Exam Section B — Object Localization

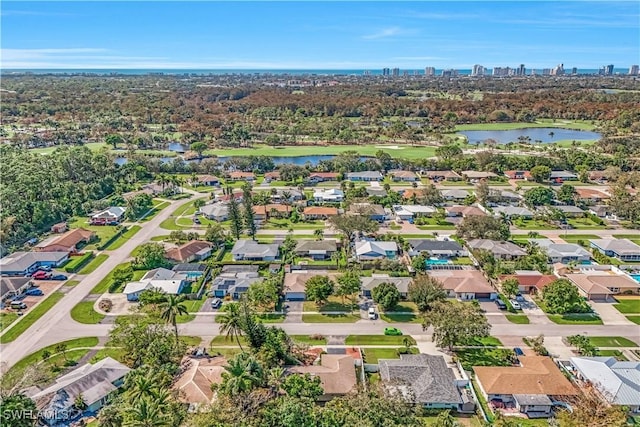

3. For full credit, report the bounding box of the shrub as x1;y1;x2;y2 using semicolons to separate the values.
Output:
309;334;324;341
98;299;113;313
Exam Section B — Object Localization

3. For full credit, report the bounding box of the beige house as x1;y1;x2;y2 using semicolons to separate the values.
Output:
287;354;357;401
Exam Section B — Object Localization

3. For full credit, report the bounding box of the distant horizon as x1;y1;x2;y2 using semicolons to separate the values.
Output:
2;1;638;69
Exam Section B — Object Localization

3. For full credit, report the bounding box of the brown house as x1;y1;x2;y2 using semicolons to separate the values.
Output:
35;228;95;253
287;354;357;401
303;206;338;220
499;272;556;294
50;222;68;234
227;171;255;181
166;241;213;263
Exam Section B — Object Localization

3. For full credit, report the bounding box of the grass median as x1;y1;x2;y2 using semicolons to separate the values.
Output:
547;313;603;325
506;314;530;324
104;225;141;250
78;254;109;274
1;292;65;344
71;301;106;324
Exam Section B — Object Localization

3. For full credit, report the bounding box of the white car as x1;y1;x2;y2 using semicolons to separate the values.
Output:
368;307;377;320
510;300;522;310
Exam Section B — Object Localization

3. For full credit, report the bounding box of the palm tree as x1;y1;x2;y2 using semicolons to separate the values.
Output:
219;353;264;396
159;294;188;345
314;229;324;241
125;371;159;401
266;366;285;394
125;398;167;427
217;302;245;350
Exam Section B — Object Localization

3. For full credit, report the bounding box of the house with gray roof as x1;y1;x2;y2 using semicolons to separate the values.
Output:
30;357;130;425
552;205;585;217
531;239;591;264
361;275;413;298
90;206;126;225
407;239;467;258
295;240;338;260
0;251;69;276
550;170;578;181
591;238;640;262
493;206;534;219
440;189;469;201
354;241;398;261
378;354;476;413
467;240;527;260
569;357;640;413
210;271;262;300
1;277;32;301
199;204;229;221
231;240;280;261
347;171;383;182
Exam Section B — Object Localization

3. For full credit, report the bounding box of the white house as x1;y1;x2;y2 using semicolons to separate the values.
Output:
313;188;344;203
355;241;398;261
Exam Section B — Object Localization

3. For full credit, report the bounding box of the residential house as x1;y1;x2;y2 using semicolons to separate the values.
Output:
504;170;532;181
428;269;497;300
253;204;292;221
421;170;461;182
264;171;280;182
313;188;344;203
493;206;534;219
588;170;608;183
493;189;522;203
227;171;255;181
50;222;68;233
123;268;187;301
559;265;640;300
270;189;303;203
210;271;262;299
172;263;207;281
306;172;340;184
552;205;585;217
392;205;436;223
379;354;476;413
389;170;419;182
166;241;213;263
231;240;279;261
294;240;338;260
591;238;640;262
467;239;527;260
445;205;486;218
287;354;357;401
196;175;221;186
530;239;591;264
214;192;244;203
90;207;126;225
354;241;398;261
406;239;468;258
284;271;340;301
440;189;469;202
199;204;229;222
1;276;32;301
0;251;69;276
361;275;412;298
365;186;388;197
575;188;610;205
303;206;338;220
173;356;226;406
349;203;387;222
550;170;578;182
461;171;497;181
30;357;130;425
499;271;556;295
588;205;614;219
346;171;383;182
473;356;578;418
569;357;640;414
34;228;95;253
221;264;259;274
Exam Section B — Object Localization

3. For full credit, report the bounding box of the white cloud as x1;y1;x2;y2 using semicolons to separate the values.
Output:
362;27;404;40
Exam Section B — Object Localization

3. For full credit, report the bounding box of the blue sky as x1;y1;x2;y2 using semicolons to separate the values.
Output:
1;1;638;69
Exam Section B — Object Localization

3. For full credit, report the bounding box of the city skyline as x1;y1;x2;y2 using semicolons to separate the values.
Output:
1;1;639;69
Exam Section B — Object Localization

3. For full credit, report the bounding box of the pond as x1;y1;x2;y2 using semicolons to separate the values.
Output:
459;127;601;145
167;142;190;153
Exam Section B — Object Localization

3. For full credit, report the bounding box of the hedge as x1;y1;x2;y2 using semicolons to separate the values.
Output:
64;252;95;273
97;226;127;250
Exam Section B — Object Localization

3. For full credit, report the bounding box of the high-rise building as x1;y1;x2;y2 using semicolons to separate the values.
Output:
550;64;564;76
424;67;435;76
441;69;458;77
629;65;639;75
605;64;614;75
392;68;400;77
571;67;578;75
472;64;485;76
517;64;526;76
363;70;371;76
382;68;390;76
542;68;551;76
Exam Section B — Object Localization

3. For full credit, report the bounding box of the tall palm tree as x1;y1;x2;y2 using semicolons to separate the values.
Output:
314;228;324;241
217;302;245;350
125;370;159;401
159;295;188;345
125;398;167;427
219;353;264;396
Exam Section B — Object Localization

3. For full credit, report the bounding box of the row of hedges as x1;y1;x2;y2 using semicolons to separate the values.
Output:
97;226;127;250
64;252;94;273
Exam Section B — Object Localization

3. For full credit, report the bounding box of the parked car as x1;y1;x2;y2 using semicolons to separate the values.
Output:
510;300;522;310
11;294;26;301
515;294;525;302
193;217;201;224
384;327;402;336
31;271;51;280
25;288;44;296
38;265;52;272
514;347;525;356
50;274;68;281
495;299;507;310
368;307;377;320
210;298;222;309
10;301;27;310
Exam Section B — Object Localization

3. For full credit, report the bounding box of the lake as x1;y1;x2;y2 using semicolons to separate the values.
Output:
459;127;601;145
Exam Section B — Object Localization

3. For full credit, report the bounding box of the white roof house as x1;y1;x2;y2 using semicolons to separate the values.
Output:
531;239;591;264
355;241;398;260
493;206;534;218
570;357;640;410
122;269;186;300
392;205;437;220
313;188;344;203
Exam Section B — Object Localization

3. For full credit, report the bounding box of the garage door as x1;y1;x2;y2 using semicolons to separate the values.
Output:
286;292;306;301
475;293;491;299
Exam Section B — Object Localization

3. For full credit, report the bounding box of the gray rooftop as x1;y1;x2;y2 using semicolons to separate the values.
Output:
591;239;640;256
493;206;534;217
531;239;591;258
408;239;463;253
570;357;640;406
0;251;68;272
172;263;207;272
361;276;413;294
554;205;585;214
347;171;383;179
440;189;469;199
467;240;527;257
378;354;463;405
231;240;280;258
295;240;338;253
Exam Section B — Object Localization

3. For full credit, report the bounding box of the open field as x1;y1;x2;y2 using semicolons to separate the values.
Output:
0;292;65;343
203;144;437;160
454;119;596;132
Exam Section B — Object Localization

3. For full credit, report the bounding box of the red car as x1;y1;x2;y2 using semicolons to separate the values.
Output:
31;271;51;280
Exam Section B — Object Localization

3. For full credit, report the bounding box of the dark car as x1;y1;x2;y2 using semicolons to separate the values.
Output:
50;274;68;281
193;217;201;224
514;347;525;356
25;288;44;296
494;299;507;310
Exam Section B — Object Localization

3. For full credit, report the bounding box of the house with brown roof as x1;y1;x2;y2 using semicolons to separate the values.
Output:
227;171;256;181
467;239;527;260
263;171;280;182
389;170;419;182
499;271;556;295
461;171;498;181
504;170;533;181
307;172;340;184
303;206;338;220
284;271;340;301
165;241;213;263
575;188;610;204
173;356;226;405
196;175;221;186
34;228;95;253
287;354;357;401
421;170;461;181
445;205;486;218
50;222;68;234
253;204;292;220
427;269;497;300
473;356;579;418
559;265;640;300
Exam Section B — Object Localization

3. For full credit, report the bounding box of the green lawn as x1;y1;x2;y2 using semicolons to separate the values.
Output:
302;313;360;323
256;313;286;323
208;347;242;359
547;313;603;325
180;336;203;347
90;347;126;363
588;336;638;347
303;297;358;313
463;336;503;347
0;292;65;343
78;254;109;274
0;313;18;332
613;298;640;314
455;348;515;371
160;199;200;230
380;303;422;323
626;316;640;325
513;219;558;230
362;347;418;364
140;200;171;222
454;119;596;132
91;262;145;293
65;280;81;287
422;415;484;427
597;349;628;361
566;218;608;230
560;234;600;243
70;301;105;324
506;314;531;324
210;335;247;346
103;225;142;250
68;217;119;250
290;335;328;345
345;335;416;346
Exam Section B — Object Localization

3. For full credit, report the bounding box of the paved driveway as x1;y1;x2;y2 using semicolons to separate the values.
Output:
284;301;303;323
590;301;635;326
